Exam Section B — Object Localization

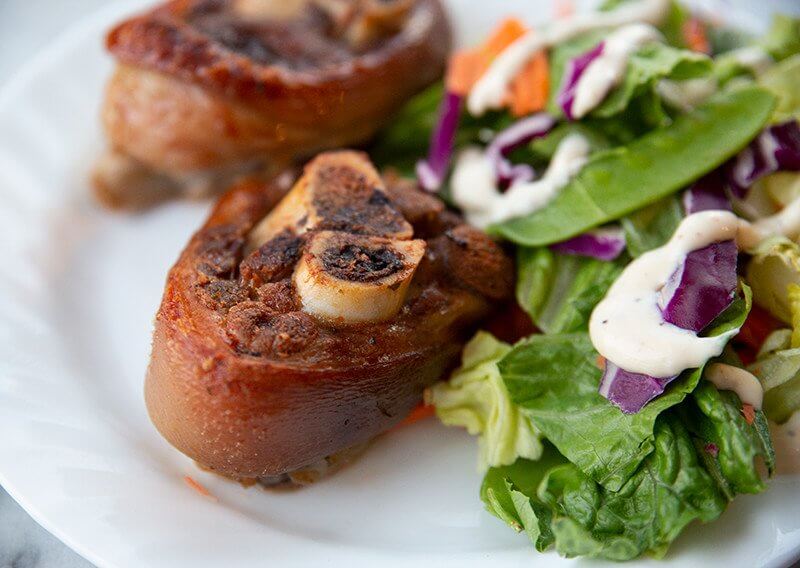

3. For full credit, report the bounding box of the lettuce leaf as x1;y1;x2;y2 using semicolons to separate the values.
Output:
548;26;711;131
746;236;800;323
480;447;566;551
758;15;800;63
515;247;624;334
681;381;775;493
427;332;543;470
369;83;510;176
620;194;684;257
749;328;800;423
756;171;800;208
759;54;800;122
498;287;750;491
481;382;772;561
593;43;712;119
499;333;702;491
493;86;776;246
538;416;726;560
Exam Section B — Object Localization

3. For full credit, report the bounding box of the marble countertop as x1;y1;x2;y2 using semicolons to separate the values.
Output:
0;489;91;568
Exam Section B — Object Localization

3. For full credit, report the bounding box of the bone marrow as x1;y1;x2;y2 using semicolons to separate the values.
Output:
295;231;425;322
145;150;513;482
320;241;406;283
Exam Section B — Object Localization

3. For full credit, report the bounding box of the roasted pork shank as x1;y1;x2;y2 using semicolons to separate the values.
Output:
93;0;451;209
145;151;513;485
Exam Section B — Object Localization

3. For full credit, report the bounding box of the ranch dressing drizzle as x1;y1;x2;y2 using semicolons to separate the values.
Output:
451;134;590;229
726;46;774;77
705;363;764;409
590;199;800;378
741;196;800;248
467;0;670;115
589;211;742;377
571;24;662;119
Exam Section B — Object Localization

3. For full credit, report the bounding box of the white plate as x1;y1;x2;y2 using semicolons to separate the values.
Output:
1;1;799;567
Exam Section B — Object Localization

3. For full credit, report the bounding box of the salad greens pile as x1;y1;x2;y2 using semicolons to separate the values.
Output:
372;0;800;561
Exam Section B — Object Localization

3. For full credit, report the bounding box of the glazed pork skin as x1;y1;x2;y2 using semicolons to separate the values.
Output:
145;151;513;481
94;0;451;209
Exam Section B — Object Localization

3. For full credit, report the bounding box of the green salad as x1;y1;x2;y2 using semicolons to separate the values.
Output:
372;0;800;560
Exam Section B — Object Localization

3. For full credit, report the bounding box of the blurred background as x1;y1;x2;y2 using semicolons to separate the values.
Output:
0;0;799;567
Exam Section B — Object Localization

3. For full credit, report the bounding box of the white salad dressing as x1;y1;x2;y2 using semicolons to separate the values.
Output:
771;412;800;475
589;211;743;377
589;197;800;378
467;0;670;115
451;134;590;228
704;363;764;409
571;24;662;119
741;197;800;247
726;46;774;76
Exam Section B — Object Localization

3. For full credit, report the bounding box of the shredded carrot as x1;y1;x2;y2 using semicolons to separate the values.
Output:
446;50;482;96
508;52;550;116
741;403;756;425
184;475;217;501
446;17;551;114
478;18;528;63
683;18;711;54
595;354;606;370
554;0;575;20
396;403;436;428
446;18;528;96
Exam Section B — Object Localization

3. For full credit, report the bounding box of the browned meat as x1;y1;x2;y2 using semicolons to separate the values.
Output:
93;0;451;209
145;151;513;484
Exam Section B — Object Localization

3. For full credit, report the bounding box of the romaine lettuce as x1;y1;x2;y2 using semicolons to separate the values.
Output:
749;328;800;423
592;43;712;119
758;15;800;63
759;54;800;122
427;332;543;470
498;287;750;490
620;194;683;257
515;247;624;334
758;171;800;208
746;236;800;323
538;417;726;560
482;381;772;561
480;446;566;551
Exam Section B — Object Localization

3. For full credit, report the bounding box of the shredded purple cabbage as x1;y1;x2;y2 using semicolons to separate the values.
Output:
682;171;732;214
727;119;800;198
599;361;677;414
600;240;738;414
416;91;462;192
486;113;555;188
557;42;605;121
550;227;626;261
658;240;738;332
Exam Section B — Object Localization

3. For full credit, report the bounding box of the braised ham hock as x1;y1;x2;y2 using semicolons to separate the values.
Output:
93;0;451;209
145;151;513;485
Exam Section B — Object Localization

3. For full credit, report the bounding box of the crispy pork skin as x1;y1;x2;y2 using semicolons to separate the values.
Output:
145;151;513;482
94;0;451;209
